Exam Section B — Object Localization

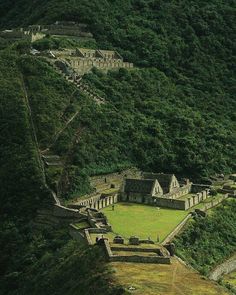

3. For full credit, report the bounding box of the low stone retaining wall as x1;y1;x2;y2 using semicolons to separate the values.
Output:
161;193;228;245
111;246;162;255
110;255;171;264
102;240;170;264
209;254;236;281
218;188;236;197
161;214;192;245
201;194;228;212
53;204;86;218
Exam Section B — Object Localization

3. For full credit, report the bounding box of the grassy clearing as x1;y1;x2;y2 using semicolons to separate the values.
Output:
102;202;188;242
111;258;229;295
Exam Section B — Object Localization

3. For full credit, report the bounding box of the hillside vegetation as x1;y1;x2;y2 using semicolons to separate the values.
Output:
175;199;236;275
0;49;123;295
0;0;235;294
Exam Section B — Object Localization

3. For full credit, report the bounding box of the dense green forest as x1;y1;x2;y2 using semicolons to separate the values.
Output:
175;198;236;275
0;0;235;294
0;49;123;295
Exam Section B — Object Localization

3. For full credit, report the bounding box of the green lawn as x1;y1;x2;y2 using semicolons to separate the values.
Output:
102;203;188;242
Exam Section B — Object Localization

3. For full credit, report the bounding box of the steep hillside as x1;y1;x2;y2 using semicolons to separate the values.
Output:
175;198;236;275
0;49;123;295
0;1;235;294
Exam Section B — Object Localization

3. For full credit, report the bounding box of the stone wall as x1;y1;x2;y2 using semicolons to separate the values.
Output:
101;239;171;264
164;183;192;199
110;255;171;264
191;184;211;193
68;58;133;75
69;224;87;245
156;198;187;210
200;194;228;212
90;168;141;189
161;214;192;245
218;188;236;197
31;32;45;42
76;194;118;210
53;203;86;218
209;254;236;281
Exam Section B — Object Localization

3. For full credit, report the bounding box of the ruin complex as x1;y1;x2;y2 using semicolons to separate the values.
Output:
51;48;134;75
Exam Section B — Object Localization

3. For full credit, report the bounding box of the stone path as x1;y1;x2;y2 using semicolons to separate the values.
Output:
50;58;105;105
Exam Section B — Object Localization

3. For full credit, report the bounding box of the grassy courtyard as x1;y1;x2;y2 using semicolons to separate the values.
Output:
102;202;188;242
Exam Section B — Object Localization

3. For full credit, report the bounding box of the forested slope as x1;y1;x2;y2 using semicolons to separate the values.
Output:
175;198;236;275
0;49;122;295
0;1;235;294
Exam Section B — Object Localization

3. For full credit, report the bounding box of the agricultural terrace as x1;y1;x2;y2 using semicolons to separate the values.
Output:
102;202;188;242
112;258;229;295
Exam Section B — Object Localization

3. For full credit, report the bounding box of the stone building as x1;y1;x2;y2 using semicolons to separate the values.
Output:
0;26;45;42
122;179;163;204
120;173;211;210
143;173;180;194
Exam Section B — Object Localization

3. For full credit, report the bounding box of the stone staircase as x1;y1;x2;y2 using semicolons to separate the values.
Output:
49;58;105;105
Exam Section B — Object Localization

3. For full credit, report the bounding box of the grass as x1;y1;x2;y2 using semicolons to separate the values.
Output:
223;271;236;287
111;258;229;295
102;202;188;242
74;221;90;229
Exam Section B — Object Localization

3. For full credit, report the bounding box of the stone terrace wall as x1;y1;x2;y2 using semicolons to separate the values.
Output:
209;254;236;281
161;214;192;245
156;198;187;210
90;168;141;190
201;193;228;212
110;255;171;264
102;239;171;264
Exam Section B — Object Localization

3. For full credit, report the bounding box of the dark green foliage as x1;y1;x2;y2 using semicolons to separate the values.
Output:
175;199;236;275
0;50;49;221
0;1;235;294
33;36;97;51
0;225;121;295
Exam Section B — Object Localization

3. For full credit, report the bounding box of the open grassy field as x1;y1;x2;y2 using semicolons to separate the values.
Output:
111;258;229;295
102;203;188;242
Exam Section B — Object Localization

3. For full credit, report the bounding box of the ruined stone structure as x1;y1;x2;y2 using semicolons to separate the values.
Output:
51;48;133;75
0;22;92;43
0;26;45;42
121;173;211;210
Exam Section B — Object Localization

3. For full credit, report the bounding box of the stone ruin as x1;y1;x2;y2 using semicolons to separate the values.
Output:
0;21;93;43
120;172;214;210
50;48;134;75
